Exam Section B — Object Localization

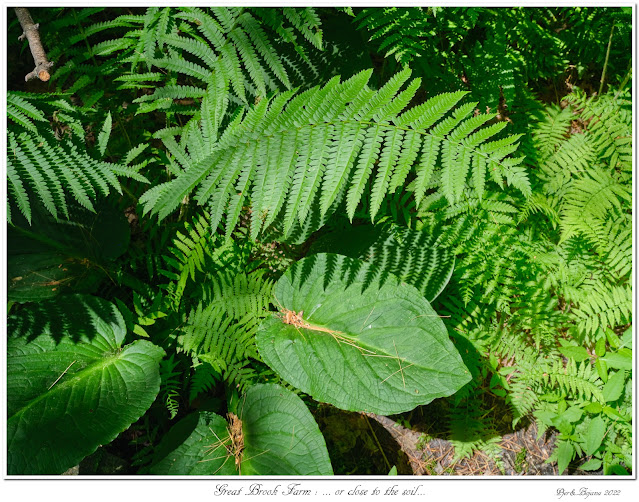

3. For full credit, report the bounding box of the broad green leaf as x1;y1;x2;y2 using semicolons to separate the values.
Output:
309;223;455;302
595;358;608;383
7;295;164;474
605;328;621;349
150;384;333;475
562;405;583;423
584;402;603;414
256;253;471;415
239;383;332;475
583;415;606;456
606;464;630;475
551;416;575;436
556;441;574;474
558;345;590;362
149;412;237;475
603;405;630;422
601;349;632;370
602;370;626;402
579;458;602;471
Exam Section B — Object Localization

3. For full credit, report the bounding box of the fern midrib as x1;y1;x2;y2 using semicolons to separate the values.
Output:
218;117;513;170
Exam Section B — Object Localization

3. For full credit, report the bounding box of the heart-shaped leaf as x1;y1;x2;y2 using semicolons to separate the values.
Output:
8;295;164;474
256;253;470;415
150;383;333;475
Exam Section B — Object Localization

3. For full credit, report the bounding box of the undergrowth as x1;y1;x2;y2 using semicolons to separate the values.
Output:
6;6;632;476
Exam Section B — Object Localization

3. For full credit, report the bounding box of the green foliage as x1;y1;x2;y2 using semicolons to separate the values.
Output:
6;6;632;476
8;202;130;301
7;92;148;223
7;295;164;474
159;354;183;420
257;253;470;415
142;68;527;239
309;222;455;302
149;384;333;475
133;7;322;103
353;7;437;65
7;92;147;224
352;7;631;116
179;303;260;393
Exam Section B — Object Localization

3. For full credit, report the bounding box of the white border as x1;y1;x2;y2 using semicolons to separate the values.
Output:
1;1;637;500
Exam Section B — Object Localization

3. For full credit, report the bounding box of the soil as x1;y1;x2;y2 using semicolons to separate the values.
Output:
313;401;569;476
367;413;559;475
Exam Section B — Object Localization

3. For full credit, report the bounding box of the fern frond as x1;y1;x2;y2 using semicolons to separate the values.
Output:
143;71;526;238
598;215;632;279
196;270;273;321
7;93;48;132
123;143;150;166
7;159;31;224
448;396;502;462
567;89;632;171
134;85;207;104
96;112;112;158
189;361;219;403
490;333;543;425
507;377;539;427
354;7;432;65
572;282;632;340
160;212;213;305
537;133;596;196
159;211;248;308
179;304;260;392
517;192;561;227
144;6;323;103
448;216;534;306
530;104;573;157
560;167;630;243
7;130;148;225
533;359;605;403
159;355;183;419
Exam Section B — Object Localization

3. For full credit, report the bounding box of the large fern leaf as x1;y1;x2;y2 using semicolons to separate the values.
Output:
7;130;147;225
131;7;321;105
141;69;528;238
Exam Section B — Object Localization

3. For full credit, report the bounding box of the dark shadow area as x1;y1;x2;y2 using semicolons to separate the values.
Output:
9;294;122;345
309;222;454;301
8;201;130;303
314;405;412;475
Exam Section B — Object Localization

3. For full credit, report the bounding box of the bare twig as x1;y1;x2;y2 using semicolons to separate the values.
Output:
48;360;76;390
15;7;54;82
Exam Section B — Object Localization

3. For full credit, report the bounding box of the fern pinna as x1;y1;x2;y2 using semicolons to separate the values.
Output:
7;92;147;224
110;6;323;111
142;68;529;239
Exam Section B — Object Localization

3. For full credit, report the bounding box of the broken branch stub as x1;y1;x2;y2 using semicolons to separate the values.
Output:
15;7;54;82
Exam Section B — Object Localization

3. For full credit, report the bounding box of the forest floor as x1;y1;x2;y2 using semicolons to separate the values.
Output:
69;399;601;476
368;413;559;476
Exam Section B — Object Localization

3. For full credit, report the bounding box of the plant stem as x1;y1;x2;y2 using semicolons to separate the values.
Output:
363;414;392;473
598;23;615;96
